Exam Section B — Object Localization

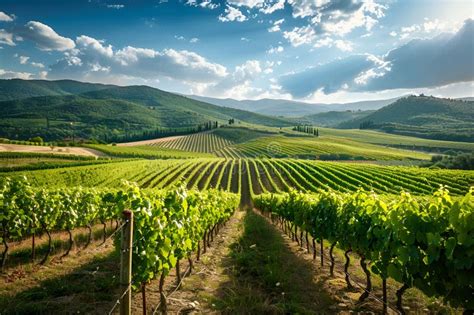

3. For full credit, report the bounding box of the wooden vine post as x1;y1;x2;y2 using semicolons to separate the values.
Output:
120;210;133;315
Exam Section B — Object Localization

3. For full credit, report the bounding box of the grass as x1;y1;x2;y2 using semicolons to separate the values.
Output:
0;251;119;314
0;224;121;314
219;134;431;160
85;143;213;159
314;127;474;152
212;210;335;314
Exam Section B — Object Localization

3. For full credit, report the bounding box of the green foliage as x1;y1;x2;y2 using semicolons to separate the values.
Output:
254;187;474;309
0;81;291;142
0;176;239;289
338;95;474;142
428;152;474;170
293;110;374;127
86;144;213;159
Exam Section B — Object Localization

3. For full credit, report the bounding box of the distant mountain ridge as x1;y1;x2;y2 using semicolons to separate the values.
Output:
188;95;401;117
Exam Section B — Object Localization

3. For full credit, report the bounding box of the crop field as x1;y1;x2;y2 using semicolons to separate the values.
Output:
148;132;234;153
215;135;431;160
6;158;472;196
1;129;473;314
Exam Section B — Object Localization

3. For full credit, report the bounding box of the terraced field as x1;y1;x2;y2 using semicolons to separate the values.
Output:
148;132;234;153
216;136;431;160
9;158;472;197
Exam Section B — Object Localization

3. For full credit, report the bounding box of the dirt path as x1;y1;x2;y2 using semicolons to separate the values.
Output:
129;210;246;314
0;143;105;157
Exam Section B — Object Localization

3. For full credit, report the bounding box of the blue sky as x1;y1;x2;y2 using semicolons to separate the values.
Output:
0;0;473;102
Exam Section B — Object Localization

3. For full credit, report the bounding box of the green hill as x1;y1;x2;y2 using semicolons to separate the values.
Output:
294;110;374;127
0;79;114;101
338;95;474;142
0;81;291;142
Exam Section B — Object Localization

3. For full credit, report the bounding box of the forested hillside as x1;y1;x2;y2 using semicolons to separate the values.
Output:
338;95;474;141
0;81;291;142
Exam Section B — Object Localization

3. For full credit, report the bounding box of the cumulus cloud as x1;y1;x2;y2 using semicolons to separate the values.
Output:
228;0;265;8
280;19;474;97
219;5;247;22
31;62;45;68
267;45;284;54
260;0;285;14
0;68;33;79
0;29;15;46
268;18;284;32
193;60;264;99
283;25;315;47
19;55;30;64
277;0;387;48
0;11;15;22
20;21;75;51
186;0;220;9
48;34;228;85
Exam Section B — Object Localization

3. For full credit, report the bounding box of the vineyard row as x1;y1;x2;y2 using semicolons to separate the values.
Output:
16;159;473;196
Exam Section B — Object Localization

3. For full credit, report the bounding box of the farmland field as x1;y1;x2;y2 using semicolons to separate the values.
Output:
1;104;473;314
2;142;473;313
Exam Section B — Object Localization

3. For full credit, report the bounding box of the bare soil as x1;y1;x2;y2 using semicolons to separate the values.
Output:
0;143;104;157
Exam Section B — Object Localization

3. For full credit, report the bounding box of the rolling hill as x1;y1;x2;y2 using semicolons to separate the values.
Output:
338;95;474;142
189;95;399;117
293;110;374;127
0;79;114;101
0;80;291;142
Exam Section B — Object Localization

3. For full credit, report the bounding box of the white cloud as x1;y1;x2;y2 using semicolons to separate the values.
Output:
241;37;250;41
0;11;15;22
283;25;315;47
389;31;397;37
219;5;247;22
49;35;228;85
0;68;33;79
21;21;75;51
283;0;387;41
76;35;113;57
268;18;284;32
280;19;474;97
260;0;285;14
314;37;353;51
200;0;220;9
186;0;219;9
228;0;265;8
19;56;30;64
192;60;264;99
397;18;457;40
287;0;330;19
106;4;125;9
0;29;15;46
38;71;48;79
190;37;199;43
31;62;45;68
267;45;284;54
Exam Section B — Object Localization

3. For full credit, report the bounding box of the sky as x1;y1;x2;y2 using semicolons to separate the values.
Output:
0;0;473;103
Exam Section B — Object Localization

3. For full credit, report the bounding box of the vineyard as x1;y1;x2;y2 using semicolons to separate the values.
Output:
0;176;239;313
1;129;474;313
254;188;474;312
8;158;472;196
